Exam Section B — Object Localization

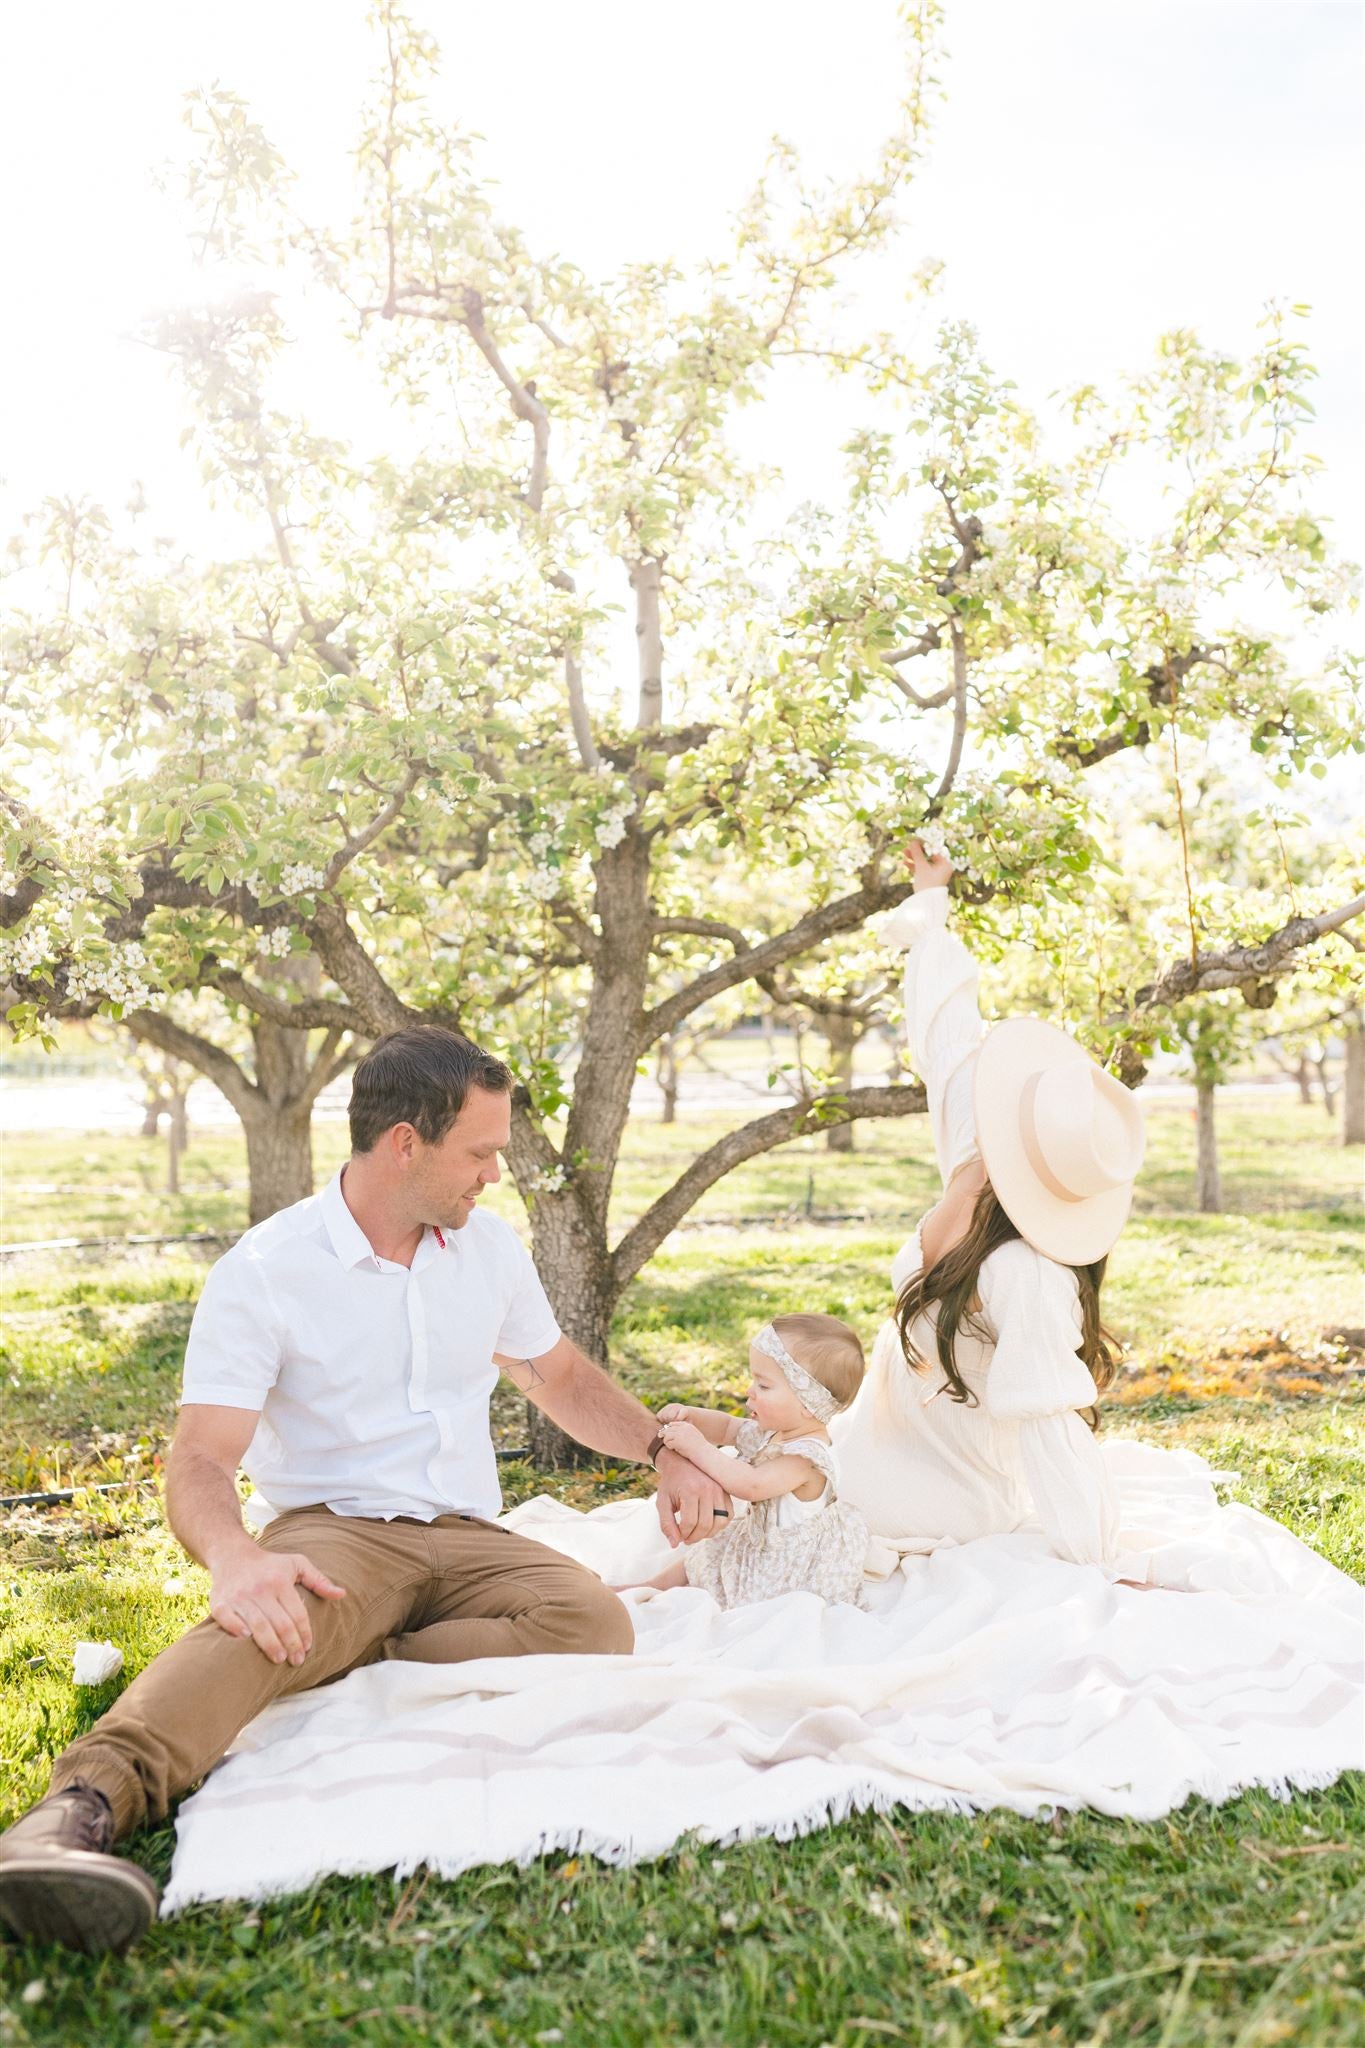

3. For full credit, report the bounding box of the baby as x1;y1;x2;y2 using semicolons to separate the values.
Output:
628;1313;869;1610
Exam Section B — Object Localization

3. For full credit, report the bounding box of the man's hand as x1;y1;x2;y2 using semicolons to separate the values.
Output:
653;1446;732;1549
209;1546;348;1667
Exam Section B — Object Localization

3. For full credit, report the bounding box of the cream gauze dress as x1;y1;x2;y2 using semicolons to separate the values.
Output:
683;1421;869;1609
833;886;1150;1581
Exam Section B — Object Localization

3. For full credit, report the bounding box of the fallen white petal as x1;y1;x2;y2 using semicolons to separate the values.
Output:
72;1640;124;1686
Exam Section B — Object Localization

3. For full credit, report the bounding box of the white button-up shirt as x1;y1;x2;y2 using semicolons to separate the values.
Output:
180;1170;561;1524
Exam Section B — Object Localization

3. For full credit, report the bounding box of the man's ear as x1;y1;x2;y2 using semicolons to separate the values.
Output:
388;1122;419;1165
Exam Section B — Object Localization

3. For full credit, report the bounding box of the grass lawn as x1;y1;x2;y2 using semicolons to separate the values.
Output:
0;1098;1362;2045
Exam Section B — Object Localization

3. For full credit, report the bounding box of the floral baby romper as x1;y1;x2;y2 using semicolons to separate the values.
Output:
683;1421;869;1610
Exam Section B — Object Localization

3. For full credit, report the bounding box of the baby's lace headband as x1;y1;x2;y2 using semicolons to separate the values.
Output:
753;1323;840;1423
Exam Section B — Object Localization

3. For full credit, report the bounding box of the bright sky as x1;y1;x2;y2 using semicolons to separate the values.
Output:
1;1;1360;587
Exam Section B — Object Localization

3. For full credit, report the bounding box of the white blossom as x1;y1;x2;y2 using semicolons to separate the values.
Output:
256;927;293;959
65;940;153;1009
2;922;54;975
595;802;633;851
0;867;17;894
528;829;554;860
531;1165;568;1193
279;862;326;896
918;821;951;862
200;689;235;721
526;868;559;903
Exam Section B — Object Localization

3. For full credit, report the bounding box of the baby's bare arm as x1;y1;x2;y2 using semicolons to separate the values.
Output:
656;1404;741;1446
659;1420;817;1503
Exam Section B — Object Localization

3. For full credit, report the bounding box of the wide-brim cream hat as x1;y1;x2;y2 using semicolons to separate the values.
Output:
973;1017;1146;1266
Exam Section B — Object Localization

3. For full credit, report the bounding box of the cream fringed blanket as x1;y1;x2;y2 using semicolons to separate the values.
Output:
162;1442;1364;1912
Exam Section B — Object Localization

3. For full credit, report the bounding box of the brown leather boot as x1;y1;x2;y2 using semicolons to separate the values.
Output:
0;1784;160;1955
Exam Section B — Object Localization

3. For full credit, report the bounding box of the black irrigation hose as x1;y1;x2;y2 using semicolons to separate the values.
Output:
0;1479;156;1509
2;1209;874;1261
0;1231;237;1258
0;1451;537;1511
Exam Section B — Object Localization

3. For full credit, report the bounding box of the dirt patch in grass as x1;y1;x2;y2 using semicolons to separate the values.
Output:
1113;1326;1364;1405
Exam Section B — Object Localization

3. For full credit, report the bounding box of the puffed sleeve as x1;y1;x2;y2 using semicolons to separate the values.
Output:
978;1242;1134;1575
877;886;982;1188
977;1240;1099;1422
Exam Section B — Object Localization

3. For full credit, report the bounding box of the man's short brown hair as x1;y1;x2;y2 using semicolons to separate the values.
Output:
348;1027;512;1155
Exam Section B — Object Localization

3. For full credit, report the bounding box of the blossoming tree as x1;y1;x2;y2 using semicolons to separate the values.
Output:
3;2;1361;1463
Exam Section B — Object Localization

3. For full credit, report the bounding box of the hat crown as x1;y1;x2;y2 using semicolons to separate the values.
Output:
1020;1061;1145;1205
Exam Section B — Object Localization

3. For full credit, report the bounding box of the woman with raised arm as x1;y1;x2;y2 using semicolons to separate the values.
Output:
833;837;1153;1582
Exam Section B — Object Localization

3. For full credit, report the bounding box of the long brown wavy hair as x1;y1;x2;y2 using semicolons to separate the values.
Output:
894;1183;1120;1426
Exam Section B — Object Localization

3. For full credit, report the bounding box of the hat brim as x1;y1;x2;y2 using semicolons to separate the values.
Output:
973;1017;1137;1267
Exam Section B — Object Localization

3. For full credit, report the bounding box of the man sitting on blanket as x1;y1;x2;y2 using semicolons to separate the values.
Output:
0;1027;729;1956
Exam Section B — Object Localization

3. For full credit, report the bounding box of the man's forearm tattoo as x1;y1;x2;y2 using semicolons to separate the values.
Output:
507;1356;546;1392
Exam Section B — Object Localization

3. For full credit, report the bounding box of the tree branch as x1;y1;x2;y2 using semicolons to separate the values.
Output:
1054;647;1212;769
205;964;363;1033
323;760;425;888
609;1081;927;1295
1131;895;1365;1012
547;566;600;770
600;722;716;768
650;915;750;953
456;285;551;512
297;1026;360;1111
757;971;891;1021
933;620;969;799
306;894;439;1035
639;876;914;1050
121;1010;256;1116
630;556;664;728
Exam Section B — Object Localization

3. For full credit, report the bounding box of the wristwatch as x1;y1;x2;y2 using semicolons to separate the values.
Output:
646;1432;666;1468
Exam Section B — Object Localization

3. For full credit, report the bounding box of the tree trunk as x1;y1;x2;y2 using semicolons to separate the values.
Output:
1294;1055;1313;1106
170;1090;189;1155
165;1097;185;1196
823;1015;858;1153
523;1194;613;1470
141;1092;163;1138
1342;1018;1365;1147
657;1036;679;1124
239;1099;315;1225
1309;1050;1335;1118
240;1015;320;1222
1195;1080;1221;1212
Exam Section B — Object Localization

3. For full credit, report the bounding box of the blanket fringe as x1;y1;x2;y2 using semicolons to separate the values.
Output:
163;1760;1358;1916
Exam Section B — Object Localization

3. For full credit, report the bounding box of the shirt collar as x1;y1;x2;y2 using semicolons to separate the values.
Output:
321;1168;382;1270
321;1169;455;1271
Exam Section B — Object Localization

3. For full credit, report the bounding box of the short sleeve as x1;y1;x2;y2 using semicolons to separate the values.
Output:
180;1251;283;1412
977;1240;1099;1421
492;1227;563;1360
734;1419;769;1459
779;1436;836;1489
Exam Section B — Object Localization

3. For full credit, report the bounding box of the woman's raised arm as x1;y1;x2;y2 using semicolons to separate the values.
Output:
879;839;986;1200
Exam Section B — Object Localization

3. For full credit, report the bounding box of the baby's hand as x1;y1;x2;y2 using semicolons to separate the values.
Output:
656;1403;687;1424
660;1418;707;1460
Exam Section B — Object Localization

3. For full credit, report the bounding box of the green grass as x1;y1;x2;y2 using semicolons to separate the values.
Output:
0;1102;1362;2044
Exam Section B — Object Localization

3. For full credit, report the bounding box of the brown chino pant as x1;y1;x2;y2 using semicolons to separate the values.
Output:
48;1505;634;1838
